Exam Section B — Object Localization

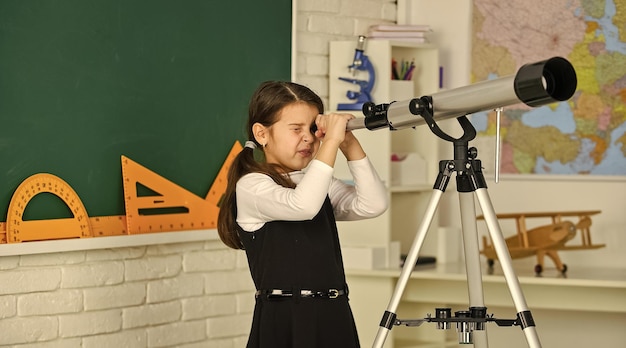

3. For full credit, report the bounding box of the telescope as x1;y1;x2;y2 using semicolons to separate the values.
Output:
346;56;577;131
358;57;577;348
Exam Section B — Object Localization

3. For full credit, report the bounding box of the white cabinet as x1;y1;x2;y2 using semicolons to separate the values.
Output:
329;39;442;347
329;39;441;260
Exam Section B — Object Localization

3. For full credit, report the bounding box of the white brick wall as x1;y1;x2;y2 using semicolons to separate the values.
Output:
0;241;254;347
0;2;397;346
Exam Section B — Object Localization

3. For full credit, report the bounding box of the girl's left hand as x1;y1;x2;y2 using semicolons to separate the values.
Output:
314;113;354;144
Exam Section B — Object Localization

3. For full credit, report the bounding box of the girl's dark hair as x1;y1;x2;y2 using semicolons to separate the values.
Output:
217;81;324;249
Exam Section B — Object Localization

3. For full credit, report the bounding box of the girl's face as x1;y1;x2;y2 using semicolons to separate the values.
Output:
259;102;320;172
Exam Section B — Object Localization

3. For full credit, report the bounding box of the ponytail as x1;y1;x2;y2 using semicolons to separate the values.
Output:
217;145;253;249
217;143;295;249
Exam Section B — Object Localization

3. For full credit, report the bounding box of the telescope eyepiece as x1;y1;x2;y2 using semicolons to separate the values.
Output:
362;101;376;117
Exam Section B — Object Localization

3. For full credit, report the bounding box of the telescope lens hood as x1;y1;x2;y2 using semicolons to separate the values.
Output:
514;57;577;107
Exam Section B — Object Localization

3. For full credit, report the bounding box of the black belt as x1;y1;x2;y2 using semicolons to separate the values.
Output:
255;288;347;299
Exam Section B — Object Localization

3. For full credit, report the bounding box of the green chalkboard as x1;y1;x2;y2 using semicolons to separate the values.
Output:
1;0;292;221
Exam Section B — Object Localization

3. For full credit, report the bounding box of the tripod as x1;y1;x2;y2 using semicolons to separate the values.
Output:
371;110;542;347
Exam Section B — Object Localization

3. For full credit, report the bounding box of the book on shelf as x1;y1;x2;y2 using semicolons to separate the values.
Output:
366;23;431;43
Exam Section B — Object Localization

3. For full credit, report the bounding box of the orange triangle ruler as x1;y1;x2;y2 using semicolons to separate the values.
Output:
121;141;241;234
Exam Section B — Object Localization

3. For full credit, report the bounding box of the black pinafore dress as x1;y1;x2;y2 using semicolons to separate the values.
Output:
238;197;360;348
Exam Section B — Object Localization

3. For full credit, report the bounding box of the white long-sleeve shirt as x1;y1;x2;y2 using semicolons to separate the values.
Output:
236;157;388;232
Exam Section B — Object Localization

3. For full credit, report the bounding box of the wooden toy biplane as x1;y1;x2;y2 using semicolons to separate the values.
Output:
478;210;605;275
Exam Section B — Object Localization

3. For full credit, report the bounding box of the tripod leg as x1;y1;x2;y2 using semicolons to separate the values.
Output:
474;188;542;348
458;192;489;348
372;189;444;348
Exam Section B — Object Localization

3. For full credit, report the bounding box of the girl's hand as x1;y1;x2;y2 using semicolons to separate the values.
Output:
314;113;354;145
313;113;366;166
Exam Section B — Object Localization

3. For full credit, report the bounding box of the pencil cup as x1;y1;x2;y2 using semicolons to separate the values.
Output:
390;80;415;101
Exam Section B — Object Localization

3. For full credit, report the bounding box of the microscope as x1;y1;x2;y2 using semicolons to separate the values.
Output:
337;35;376;111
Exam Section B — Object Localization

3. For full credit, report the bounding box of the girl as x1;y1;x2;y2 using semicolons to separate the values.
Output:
218;81;388;348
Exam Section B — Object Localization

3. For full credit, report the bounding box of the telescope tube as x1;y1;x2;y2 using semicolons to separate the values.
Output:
346;56;577;131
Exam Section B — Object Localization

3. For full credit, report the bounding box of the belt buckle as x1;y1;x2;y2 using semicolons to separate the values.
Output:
328;289;339;299
267;289;291;299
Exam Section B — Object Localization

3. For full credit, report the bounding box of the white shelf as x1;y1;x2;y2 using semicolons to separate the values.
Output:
347;263;626;314
346;263;626;290
0;229;218;257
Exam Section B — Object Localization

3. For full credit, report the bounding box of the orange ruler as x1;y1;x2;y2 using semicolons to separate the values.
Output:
5;173;92;243
121;141;241;234
90;215;127;237
0;222;6;243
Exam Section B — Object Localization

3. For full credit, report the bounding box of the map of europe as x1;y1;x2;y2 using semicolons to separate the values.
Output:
471;0;626;175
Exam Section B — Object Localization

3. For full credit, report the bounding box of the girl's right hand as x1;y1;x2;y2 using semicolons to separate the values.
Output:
314;113;354;145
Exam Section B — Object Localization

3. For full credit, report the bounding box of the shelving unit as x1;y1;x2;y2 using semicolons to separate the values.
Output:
330;39;441;257
329;39;442;347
